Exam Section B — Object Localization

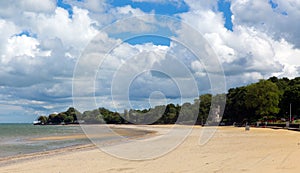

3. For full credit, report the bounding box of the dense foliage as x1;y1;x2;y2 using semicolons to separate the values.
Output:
223;77;300;123
37;77;300;125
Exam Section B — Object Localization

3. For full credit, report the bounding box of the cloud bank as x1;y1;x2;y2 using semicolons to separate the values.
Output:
0;0;299;122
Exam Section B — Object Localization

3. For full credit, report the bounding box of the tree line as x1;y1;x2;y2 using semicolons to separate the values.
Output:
223;76;300;124
37;76;300;125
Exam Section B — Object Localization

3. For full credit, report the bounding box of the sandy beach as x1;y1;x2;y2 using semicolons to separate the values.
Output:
1;125;300;173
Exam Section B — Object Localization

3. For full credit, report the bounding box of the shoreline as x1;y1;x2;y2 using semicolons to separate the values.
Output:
0;125;157;166
2;124;299;163
2;125;300;172
0;144;96;167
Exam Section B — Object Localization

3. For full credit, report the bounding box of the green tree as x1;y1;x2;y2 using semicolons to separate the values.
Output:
198;94;212;125
82;109;105;124
65;107;81;122
38;115;48;124
245;80;280;121
163;104;177;124
268;76;289;92
64;116;74;124
57;113;67;124
280;85;300;119
48;113;58;124
224;87;248;123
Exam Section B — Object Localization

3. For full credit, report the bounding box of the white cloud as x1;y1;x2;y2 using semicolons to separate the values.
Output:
0;2;110;119
66;0;107;13
105;6;158;35
191;60;206;77
3;35;40;62
179;0;300;87
0;19;19;60
231;0;300;48
0;0;56;21
20;0;56;13
1;0;300;121
0;4;99;83
272;39;300;78
131;0;188;9
131;0;167;3
34;7;98;52
183;0;217;11
74;33;201;111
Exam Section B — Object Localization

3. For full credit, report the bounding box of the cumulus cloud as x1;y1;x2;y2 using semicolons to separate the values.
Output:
0;3;101;120
231;0;300;48
67;0;107;13
4;35;47;61
131;0;187;8
0;5;98;85
1;0;300;122
0;0;56;19
34;7;98;54
74;28;201;111
20;0;56;13
179;0;300;88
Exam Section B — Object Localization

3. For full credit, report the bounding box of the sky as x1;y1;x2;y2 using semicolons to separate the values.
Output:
1;0;300;123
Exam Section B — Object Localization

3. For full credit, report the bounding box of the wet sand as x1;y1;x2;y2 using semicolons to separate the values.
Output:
0;125;155;165
29;126;154;141
1;125;300;173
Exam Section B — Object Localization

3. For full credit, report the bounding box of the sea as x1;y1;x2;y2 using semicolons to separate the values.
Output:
0;124;90;158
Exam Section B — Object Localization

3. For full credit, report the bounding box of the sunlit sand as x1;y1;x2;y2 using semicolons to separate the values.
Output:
1;125;300;173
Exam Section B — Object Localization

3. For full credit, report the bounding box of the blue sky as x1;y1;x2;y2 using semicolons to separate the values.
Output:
108;0;233;45
57;0;73;17
109;0;190;15
0;0;300;123
217;0;233;31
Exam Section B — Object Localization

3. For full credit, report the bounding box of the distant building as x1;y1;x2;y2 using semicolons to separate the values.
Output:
212;105;221;122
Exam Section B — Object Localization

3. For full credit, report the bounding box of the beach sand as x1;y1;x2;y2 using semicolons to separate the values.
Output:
1;125;300;173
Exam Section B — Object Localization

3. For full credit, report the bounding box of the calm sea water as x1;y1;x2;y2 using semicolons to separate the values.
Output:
0;124;90;158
